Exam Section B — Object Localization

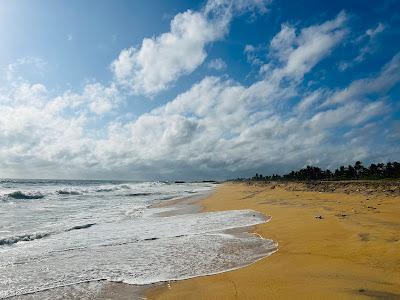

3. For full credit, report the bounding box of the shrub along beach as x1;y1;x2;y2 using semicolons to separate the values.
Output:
237;161;400;182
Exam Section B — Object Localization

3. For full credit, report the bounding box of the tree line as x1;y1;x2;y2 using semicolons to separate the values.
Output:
236;161;400;181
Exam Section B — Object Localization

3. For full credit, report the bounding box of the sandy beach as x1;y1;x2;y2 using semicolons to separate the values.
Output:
148;182;400;299
2;0;400;298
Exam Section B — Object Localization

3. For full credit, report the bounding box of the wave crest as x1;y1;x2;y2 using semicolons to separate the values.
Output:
0;232;50;246
1;223;97;247
96;184;132;193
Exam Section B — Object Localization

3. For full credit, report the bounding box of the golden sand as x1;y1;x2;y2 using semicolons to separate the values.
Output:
148;182;400;299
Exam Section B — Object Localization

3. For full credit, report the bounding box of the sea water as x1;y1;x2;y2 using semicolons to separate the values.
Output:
0;179;277;298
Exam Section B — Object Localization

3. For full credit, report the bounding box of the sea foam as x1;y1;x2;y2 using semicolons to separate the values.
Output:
0;180;276;299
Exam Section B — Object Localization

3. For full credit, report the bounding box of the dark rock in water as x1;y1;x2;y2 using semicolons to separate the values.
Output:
66;223;96;232
96;188;114;192
144;237;158;241
57;190;80;195
174;181;185;184
126;193;153;197
7;191;44;199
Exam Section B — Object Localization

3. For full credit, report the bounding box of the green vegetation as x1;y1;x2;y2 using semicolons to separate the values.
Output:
238;161;400;181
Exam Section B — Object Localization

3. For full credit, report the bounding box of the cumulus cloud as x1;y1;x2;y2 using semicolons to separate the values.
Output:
0;12;398;180
0;83;92;178
49;82;121;116
267;11;348;80
81;83;120;115
94;15;396;177
111;0;270;96
111;10;223;95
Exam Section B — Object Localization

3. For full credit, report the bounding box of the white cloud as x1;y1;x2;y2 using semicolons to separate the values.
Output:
244;44;265;65
307;101;386;130
354;23;386;63
5;57;47;81
207;58;227;70
269;24;296;61
339;22;386;71
83;83;120;115
111;10;223;96
111;0;270;96
0;83;92;178
366;22;385;39
326;52;400;105
0;12;398;180
268;11;347;80
51;82;121;116
296;89;324;111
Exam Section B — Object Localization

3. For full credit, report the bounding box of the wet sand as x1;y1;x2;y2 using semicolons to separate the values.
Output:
148;182;400;299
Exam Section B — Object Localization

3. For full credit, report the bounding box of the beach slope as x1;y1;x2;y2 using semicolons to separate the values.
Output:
148;182;400;299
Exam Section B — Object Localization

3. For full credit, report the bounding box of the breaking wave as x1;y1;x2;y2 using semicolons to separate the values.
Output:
0;223;97;247
0;232;51;246
96;184;132;193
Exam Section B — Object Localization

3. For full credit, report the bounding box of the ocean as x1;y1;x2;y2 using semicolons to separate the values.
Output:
0;179;277;299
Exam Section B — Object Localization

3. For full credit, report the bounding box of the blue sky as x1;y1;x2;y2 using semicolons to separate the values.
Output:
0;0;399;180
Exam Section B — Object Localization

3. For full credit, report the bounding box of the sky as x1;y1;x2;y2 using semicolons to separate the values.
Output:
0;0;399;180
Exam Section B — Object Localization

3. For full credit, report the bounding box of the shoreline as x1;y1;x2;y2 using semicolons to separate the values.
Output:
13;185;272;300
10;189;216;300
102;186;274;299
147;181;400;299
150;189;214;217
